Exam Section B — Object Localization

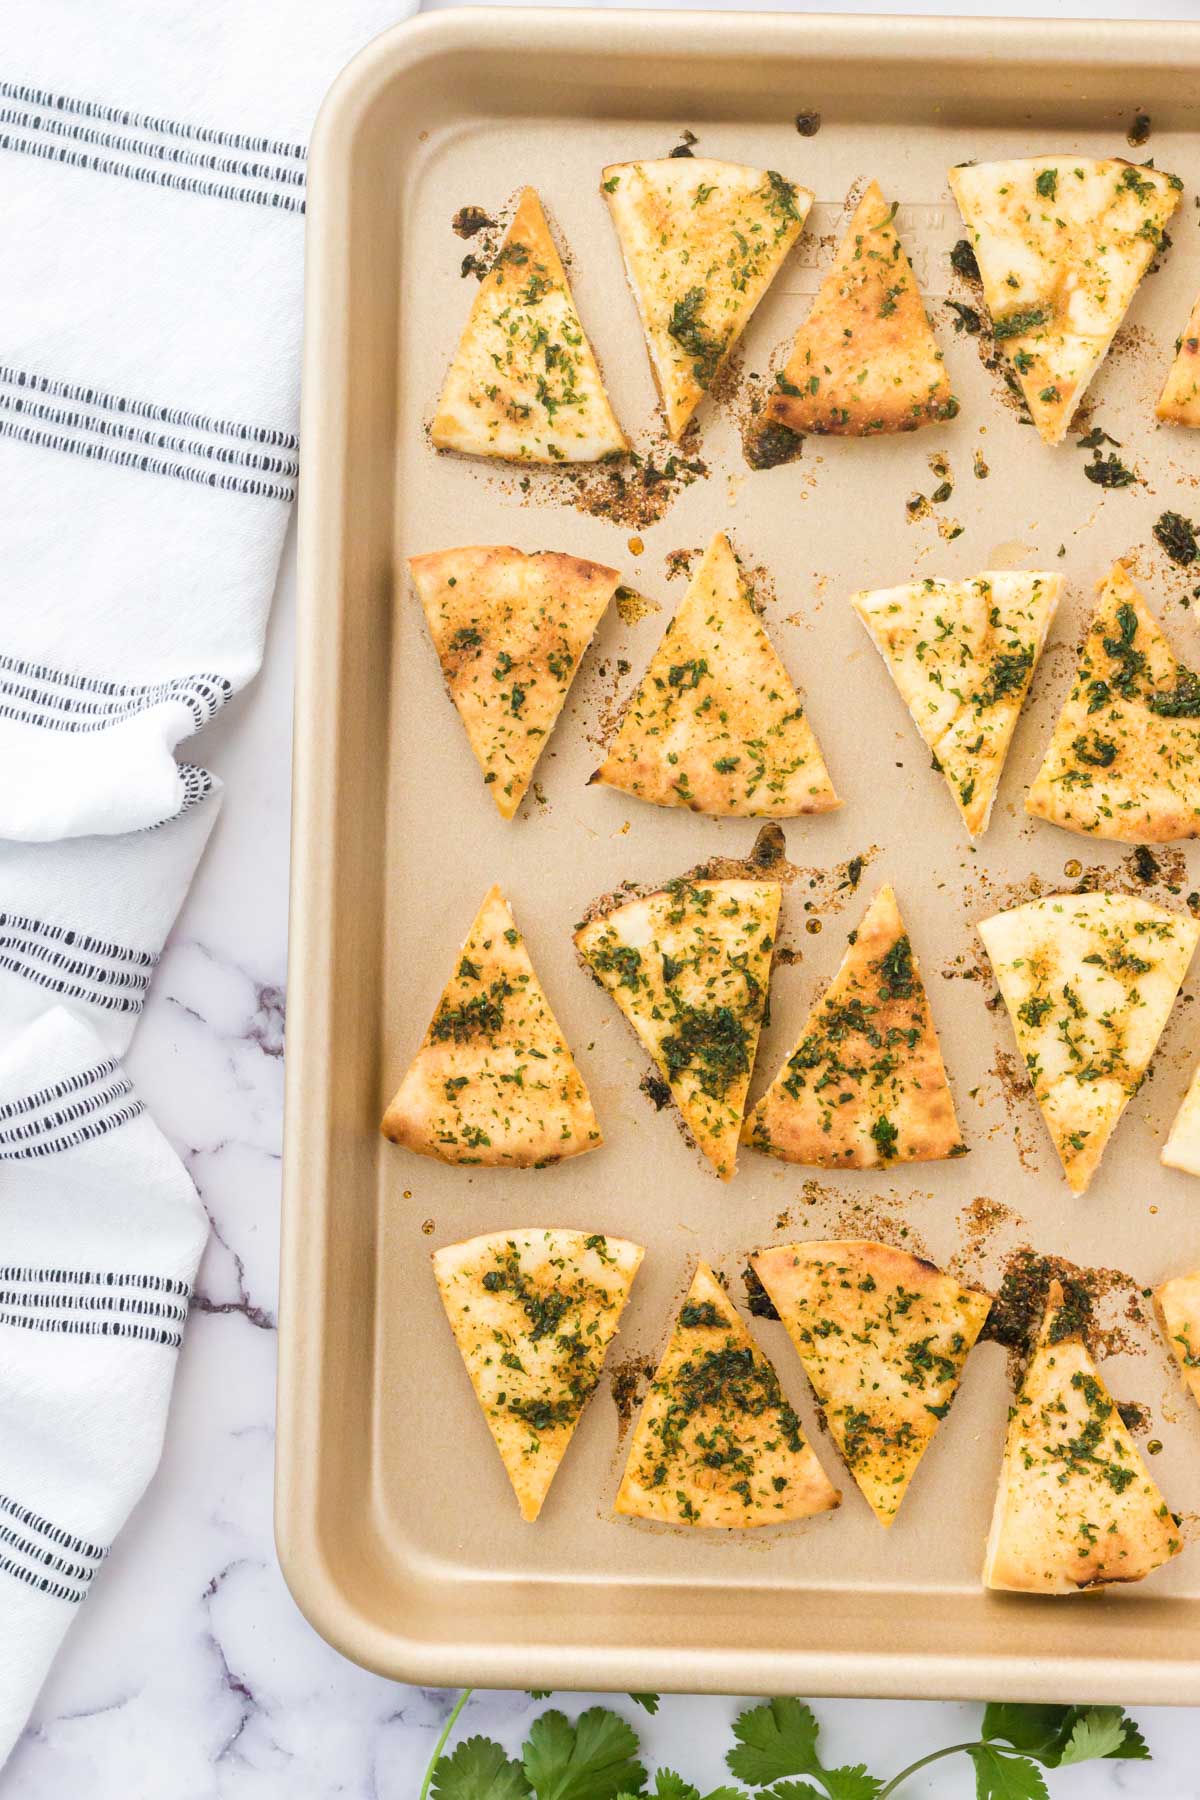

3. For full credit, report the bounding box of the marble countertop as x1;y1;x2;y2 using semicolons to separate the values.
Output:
4;0;1200;1792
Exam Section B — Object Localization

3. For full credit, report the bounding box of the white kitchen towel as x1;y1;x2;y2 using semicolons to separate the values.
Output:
0;0;417;1757
0;0;411;839
0;782;222;1056
0;1007;209;1763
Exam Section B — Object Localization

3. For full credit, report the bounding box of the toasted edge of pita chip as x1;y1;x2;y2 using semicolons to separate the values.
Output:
410;544;620;818
1156;290;1200;426
435;1227;643;1520
591;531;839;817
1162;1062;1200;1175
984;1279;1183;1593
604;157;811;439
949;156;1181;444
575;876;780;1180
615;1258;840;1528
1154;1269;1200;1412
383;884;601;1167
432;187;626;463
978;889;1199;1193
854;570;1061;837
765;181;955;437
752;1239;990;1525
1026;560;1200;844
744;884;963;1169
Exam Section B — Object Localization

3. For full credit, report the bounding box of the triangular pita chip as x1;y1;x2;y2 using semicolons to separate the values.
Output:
410;545;620;818
854;571;1061;836
432;187;626;463
752;1240;990;1525
1155;1269;1200;1410
984;1280;1182;1592
434;1228;643;1521
978;890;1199;1193
590;531;839;816
1157;290;1200;426
604;158;811;439
575;875;779;1179
949;157;1181;444
615;1259;839;1528
743;885;963;1169
765;181;956;436
382;885;601;1166
1162;1061;1200;1175
1026;560;1200;843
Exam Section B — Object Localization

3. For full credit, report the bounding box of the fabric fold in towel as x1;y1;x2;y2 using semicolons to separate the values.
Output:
0;779;222;1055
0;1007;208;1762
0;0;412;841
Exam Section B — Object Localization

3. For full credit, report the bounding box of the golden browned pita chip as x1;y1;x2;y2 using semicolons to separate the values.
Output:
978;889;1199;1193
1155;1269;1200;1411
1027;561;1200;843
432;187;626;463
752;1240;989;1525
743;885;962;1169
984;1280;1182;1593
1157;291;1200;426
615;1259;839;1528
410;545;620;819
575;876;779;1179
764;181;956;437
854;571;1061;836
604;158;811;439
435;1228;643;1521
590;531;838;817
1162;1062;1200;1175
382;885;601;1166
949;157;1181;444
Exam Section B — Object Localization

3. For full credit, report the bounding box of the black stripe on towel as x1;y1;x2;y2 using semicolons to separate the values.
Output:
0;1310;181;1346
0;364;298;450
0;106;307;192
0;1058;117;1124
0;1551;89;1603
0;1493;107;1562
0;81;306;160
0;650;231;736
0;415;295;501
0;125;305;213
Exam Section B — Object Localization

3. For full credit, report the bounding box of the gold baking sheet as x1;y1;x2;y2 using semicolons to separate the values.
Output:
277;7;1200;1700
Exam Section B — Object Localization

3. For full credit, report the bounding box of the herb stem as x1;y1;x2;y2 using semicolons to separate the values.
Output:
419;1687;475;1800
876;1740;982;1797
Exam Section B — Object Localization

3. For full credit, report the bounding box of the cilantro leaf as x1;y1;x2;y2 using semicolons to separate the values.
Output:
431;1734;532;1800
817;1771;882;1800
1059;1707;1149;1764
630;1694;662;1716
981;1705;1076;1761
967;1747;1049;1800
727;1700;821;1785
637;1776;748;1800
726;1699;820;1785
982;1702;1148;1767
726;1700;880;1797
523;1707;645;1800
615;1778;747;1800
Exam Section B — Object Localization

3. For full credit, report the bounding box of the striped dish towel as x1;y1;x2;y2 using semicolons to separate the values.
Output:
0;1008;208;1758
0;0;414;1762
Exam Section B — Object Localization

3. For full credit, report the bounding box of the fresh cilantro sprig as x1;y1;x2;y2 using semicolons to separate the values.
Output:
421;1691;1149;1800
725;1698;880;1797
873;1700;1148;1798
